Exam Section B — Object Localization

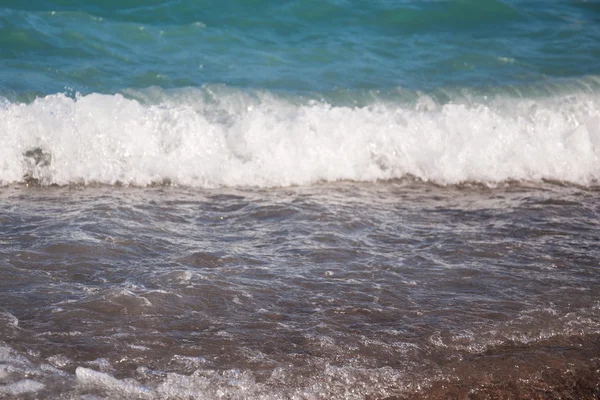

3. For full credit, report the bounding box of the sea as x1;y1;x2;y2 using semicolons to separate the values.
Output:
1;1;600;399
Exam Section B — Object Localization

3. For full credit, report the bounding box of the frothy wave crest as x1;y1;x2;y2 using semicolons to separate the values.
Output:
1;88;599;187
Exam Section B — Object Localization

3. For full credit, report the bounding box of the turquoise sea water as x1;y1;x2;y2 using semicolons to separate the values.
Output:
2;0;600;98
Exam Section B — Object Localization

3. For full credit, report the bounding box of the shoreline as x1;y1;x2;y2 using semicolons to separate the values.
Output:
387;334;600;399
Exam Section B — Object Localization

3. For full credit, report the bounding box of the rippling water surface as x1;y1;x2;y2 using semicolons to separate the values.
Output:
2;0;600;96
1;181;599;398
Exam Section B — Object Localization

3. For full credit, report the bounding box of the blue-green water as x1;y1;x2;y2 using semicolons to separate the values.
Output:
2;0;600;97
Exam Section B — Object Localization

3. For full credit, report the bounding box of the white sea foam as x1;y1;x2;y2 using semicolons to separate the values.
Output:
76;367;154;397
1;88;599;187
0;379;45;395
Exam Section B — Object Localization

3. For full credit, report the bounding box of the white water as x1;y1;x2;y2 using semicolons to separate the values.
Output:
0;341;408;399
1;88;599;187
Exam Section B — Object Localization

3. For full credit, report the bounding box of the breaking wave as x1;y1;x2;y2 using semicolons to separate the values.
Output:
1;86;599;187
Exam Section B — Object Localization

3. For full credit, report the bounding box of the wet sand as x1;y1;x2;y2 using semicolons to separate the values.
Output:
390;334;600;399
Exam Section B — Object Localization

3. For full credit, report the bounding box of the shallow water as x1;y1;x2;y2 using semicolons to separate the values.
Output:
1;181;599;398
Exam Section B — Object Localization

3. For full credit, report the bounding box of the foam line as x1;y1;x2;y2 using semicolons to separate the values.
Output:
1;89;598;187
